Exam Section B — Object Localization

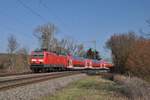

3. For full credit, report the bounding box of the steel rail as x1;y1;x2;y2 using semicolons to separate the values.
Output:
0;71;80;91
0;72;32;77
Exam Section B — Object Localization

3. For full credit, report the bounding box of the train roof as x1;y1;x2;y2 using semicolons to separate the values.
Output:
72;56;85;60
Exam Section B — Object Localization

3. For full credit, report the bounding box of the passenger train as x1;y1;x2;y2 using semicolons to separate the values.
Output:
30;50;113;72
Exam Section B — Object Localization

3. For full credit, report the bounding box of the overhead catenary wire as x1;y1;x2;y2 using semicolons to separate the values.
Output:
0;9;28;27
39;0;71;37
17;0;47;22
41;1;70;28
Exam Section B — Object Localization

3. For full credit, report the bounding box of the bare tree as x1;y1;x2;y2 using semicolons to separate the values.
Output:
34;24;86;57
16;47;29;72
56;38;69;54
50;37;59;52
59;38;86;56
34;23;57;51
58;38;75;54
106;32;138;73
126;39;150;79
66;39;77;54
7;34;19;72
140;19;150;38
146;19;150;37
146;19;150;27
7;34;19;54
0;54;8;71
74;44;85;57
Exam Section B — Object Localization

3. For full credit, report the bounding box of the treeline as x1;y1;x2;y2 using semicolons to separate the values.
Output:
0;23;101;73
86;48;101;60
34;23;86;57
0;34;29;73
0;23;86;73
106;32;150;81
34;23;101;59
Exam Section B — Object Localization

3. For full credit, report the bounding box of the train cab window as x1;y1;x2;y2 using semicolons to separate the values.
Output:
32;52;44;58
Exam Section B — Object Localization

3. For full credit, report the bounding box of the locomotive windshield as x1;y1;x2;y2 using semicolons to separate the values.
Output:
32;52;44;58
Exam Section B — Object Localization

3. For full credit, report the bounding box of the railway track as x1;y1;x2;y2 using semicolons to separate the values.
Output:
0;71;80;91
0;72;32;77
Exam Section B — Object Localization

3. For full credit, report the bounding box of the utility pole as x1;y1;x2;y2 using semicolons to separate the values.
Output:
82;40;96;50
82;40;97;59
92;40;96;50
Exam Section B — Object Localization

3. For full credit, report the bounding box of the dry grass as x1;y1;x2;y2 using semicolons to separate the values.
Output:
41;76;127;100
0;53;30;73
113;75;150;100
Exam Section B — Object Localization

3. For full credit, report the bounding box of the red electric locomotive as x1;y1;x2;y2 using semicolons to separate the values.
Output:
30;50;69;72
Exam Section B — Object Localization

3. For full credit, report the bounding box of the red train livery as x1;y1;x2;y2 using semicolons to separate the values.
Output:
30;50;113;72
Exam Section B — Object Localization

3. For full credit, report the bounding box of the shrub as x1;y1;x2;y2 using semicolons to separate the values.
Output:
114;75;150;100
106;32;138;73
126;39;150;81
106;32;150;81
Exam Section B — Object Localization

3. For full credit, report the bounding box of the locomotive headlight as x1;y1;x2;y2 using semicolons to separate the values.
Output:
31;59;37;61
38;59;44;62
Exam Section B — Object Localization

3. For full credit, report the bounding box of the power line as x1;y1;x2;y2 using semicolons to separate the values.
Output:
82;40;97;50
39;0;68;36
0;9;28;28
39;0;69;35
0;24;17;34
0;6;27;34
0;9;31;39
17;0;47;22
40;0;66;25
0;18;30;39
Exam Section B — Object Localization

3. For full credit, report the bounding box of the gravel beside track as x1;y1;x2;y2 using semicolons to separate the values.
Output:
0;73;86;100
0;72;80;91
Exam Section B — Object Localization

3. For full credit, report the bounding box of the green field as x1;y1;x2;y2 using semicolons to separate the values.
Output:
42;76;127;100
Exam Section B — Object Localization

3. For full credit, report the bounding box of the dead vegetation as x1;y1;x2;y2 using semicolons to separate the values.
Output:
0;23;87;73
33;23;86;57
42;76;128;100
0;53;30;73
0;34;30;73
126;39;150;81
113;75;150;100
106;32;150;82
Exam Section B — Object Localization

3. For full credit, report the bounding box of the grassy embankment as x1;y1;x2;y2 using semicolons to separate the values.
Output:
42;75;127;100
